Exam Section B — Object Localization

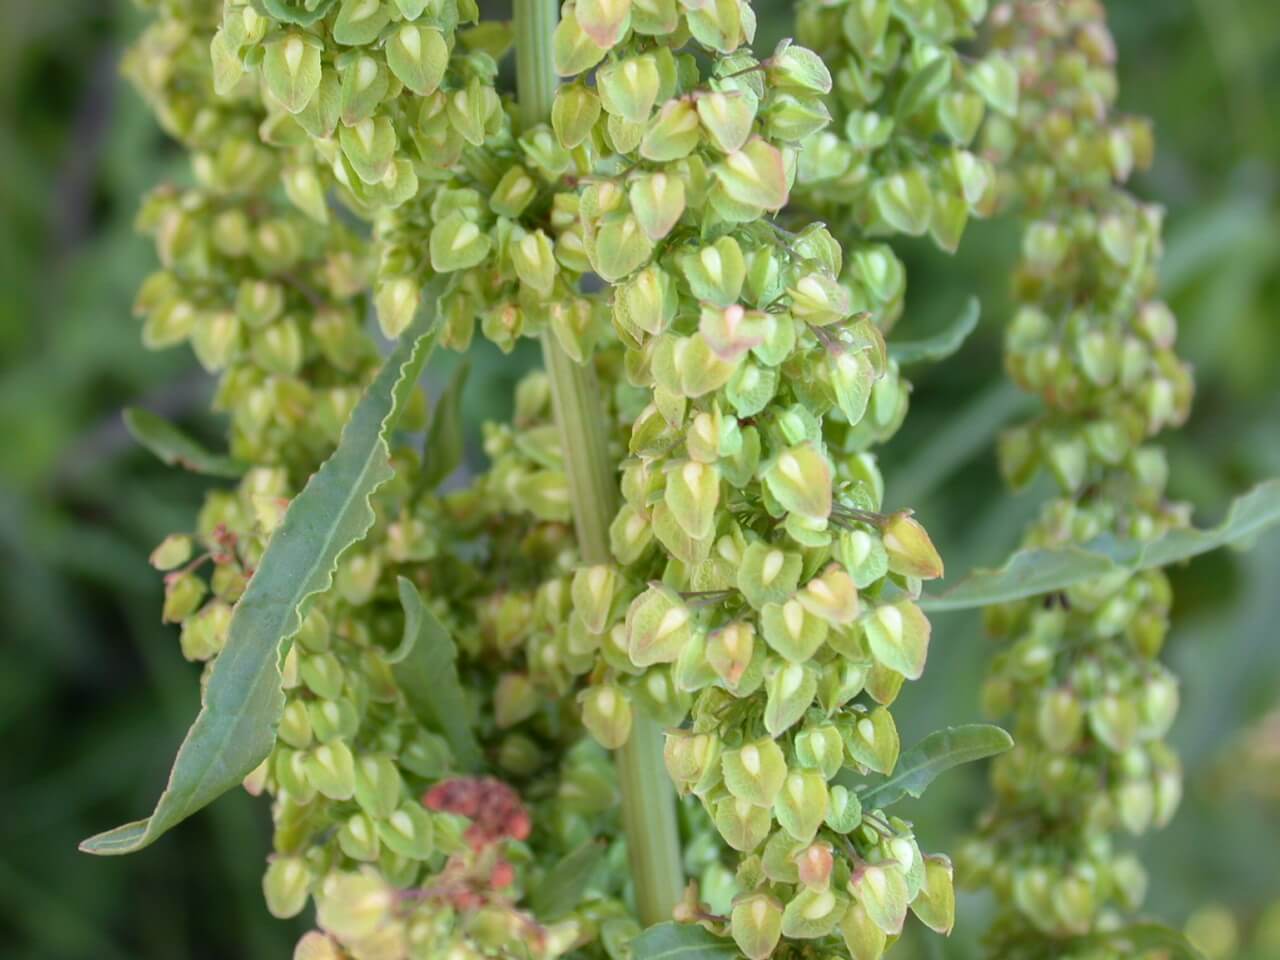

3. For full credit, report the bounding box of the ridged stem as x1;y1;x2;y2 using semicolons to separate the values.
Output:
512;0;684;927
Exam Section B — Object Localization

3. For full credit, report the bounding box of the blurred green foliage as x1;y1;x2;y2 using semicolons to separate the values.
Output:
1;1;1276;957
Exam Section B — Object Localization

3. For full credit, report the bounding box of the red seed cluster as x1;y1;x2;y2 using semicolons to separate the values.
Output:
423;776;532;850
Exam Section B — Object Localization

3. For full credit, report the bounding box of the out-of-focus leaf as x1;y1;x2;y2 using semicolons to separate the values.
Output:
1076;922;1206;960
79;302;440;855
889;297;980;366
530;838;606;921
921;479;1280;611
844;724;1012;809
123;408;244;477
392;577;483;771
629;922;740;960
418;359;469;492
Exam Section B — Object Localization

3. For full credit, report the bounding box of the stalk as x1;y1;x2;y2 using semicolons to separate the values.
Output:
512;0;684;926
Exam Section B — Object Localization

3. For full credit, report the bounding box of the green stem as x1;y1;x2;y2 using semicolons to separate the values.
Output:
512;0;683;926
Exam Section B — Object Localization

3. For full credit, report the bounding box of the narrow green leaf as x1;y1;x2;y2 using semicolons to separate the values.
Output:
392;577;484;771
629;922;741;960
530;838;606;921
921;479;1280;612
895;55;951;122
123;407;244;477
79;300;440;856
418;359;470;492
1076;922;1207;960
889;297;980;366
1099;477;1280;570
842;724;1012;810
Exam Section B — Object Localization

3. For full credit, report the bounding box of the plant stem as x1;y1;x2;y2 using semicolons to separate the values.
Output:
512;0;684;927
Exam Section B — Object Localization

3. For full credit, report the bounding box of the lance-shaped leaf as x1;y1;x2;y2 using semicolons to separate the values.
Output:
630;922;740;960
530;838;607;921
417;360;469;493
842;724;1013;810
889;297;980;366
123;407;244;477
391;578;483;771
920;479;1280;612
79;298;441;856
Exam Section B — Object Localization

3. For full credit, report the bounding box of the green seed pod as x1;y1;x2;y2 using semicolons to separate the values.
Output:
338;811;382;862
774;768;829;844
839;900;887;960
580;683;633;749
852;862;909;936
825;783;862;834
910;855;956;935
625;584;694;667
881;512;944;580
843;707;899;775
640;100;702;162
722;737;787;807
386;24;448;96
763;442;833;520
376;803;435;860
629;172;686;242
263;856;312;919
761;599;828;663
764;662;818;735
713;795;772;852
262;33;323;114
731;892;784;960
862;600;930;681
598;55;661;123
353;754;402;820
304;741;357;800
315;869;394;942
179;600;233;662
150;534;193;571
782;886;848;939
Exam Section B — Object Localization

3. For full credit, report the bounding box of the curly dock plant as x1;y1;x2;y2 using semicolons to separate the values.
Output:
81;1;1280;959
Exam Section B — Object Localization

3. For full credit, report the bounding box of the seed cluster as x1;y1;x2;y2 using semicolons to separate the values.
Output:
120;0;1034;957
957;3;1194;956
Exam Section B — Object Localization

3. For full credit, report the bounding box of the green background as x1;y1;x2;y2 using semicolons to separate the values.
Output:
2;1;1278;957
